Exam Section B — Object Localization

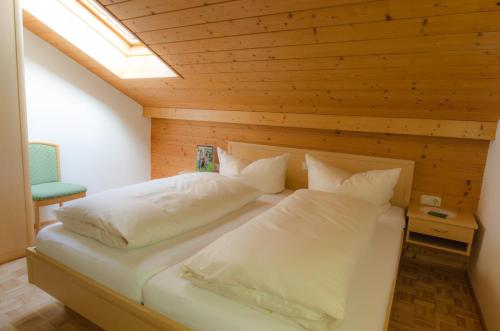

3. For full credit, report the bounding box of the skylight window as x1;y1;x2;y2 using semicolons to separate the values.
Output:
22;0;177;79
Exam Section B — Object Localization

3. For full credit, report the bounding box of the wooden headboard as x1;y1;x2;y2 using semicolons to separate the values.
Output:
228;142;415;208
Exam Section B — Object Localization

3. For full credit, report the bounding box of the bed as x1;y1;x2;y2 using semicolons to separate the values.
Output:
143;206;405;331
35;191;292;303
27;141;415;331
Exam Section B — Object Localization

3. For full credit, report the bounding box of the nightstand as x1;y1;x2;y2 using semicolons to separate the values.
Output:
406;203;478;256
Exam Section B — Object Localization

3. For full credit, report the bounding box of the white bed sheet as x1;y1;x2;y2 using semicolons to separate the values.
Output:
36;191;292;303
143;206;405;331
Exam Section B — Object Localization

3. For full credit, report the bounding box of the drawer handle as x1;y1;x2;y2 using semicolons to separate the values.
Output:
431;228;449;234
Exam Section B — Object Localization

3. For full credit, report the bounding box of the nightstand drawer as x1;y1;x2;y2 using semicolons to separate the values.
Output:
408;218;473;242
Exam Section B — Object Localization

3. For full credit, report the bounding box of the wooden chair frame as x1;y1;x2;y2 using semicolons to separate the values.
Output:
27;142;414;331
29;142;86;232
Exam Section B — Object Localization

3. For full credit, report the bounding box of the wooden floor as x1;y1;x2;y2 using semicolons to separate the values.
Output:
0;258;101;331
0;257;483;331
389;261;484;331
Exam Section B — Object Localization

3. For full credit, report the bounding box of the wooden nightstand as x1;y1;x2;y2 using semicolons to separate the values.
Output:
406;203;478;256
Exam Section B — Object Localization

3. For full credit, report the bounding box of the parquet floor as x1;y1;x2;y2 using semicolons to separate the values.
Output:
0;258;101;331
389;261;484;331
0;257;484;331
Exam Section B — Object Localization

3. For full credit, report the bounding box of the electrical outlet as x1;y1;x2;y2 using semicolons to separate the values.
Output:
420;194;442;207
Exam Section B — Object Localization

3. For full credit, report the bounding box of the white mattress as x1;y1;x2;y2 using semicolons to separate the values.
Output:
143;206;405;331
36;191;292;303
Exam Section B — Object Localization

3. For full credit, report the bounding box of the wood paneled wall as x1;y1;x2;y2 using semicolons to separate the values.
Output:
152;119;489;211
24;0;500;211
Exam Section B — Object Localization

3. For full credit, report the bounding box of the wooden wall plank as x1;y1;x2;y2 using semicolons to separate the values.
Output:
144;107;497;140
151;119;489;211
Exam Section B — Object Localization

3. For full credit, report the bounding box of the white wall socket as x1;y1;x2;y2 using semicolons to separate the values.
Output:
420;194;442;207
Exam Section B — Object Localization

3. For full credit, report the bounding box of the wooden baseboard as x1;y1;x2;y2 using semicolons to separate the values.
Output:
465;273;489;331
0;248;26;265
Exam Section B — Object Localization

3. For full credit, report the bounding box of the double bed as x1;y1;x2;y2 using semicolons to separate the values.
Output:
27;142;415;331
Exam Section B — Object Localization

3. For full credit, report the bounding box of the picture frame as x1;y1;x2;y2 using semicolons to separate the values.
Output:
196;144;215;172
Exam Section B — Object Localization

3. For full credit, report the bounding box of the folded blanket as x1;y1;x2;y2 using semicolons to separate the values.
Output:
181;189;381;331
54;173;260;249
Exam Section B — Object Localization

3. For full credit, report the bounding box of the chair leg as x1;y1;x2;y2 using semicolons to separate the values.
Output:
33;201;40;233
59;202;63;207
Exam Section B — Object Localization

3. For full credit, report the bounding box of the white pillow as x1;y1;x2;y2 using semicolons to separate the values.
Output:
217;147;289;194
217;147;249;176
305;154;401;208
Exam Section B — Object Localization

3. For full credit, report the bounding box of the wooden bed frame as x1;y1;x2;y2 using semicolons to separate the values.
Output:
27;142;415;331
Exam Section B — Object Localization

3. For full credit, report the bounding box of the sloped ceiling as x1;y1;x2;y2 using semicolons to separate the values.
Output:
25;0;500;121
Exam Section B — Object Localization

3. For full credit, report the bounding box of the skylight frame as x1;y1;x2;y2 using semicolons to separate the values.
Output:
77;0;141;46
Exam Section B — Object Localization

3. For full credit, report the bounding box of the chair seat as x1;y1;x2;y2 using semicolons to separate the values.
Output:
32;182;87;201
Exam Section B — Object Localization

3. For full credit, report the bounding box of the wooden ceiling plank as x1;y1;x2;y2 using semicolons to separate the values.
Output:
137;85;500;102
99;0;130;5
132;89;500;111
159;32;500;64
121;0;373;33
104;0;233;20
123;0;499;38
177;61;500;81
137;1;387;44
127;78;500;93
136;1;500;45
150;11;500;55
171;49;500;73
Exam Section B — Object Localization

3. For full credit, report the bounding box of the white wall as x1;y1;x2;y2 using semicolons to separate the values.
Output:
23;30;150;218
469;121;500;331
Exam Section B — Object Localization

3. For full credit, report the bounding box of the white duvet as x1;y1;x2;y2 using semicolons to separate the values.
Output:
54;173;260;249
181;189;381;331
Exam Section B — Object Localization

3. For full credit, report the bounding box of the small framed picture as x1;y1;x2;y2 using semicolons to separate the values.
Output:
196;145;215;172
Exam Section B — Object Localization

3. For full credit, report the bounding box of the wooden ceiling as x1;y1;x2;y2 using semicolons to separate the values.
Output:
25;0;500;122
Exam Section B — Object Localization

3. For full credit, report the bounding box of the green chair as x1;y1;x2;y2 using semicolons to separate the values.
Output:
29;142;87;232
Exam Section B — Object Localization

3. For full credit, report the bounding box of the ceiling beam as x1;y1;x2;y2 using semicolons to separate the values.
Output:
144;107;497;140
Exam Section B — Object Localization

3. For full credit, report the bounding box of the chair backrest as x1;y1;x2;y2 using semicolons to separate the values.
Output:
29;142;60;185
